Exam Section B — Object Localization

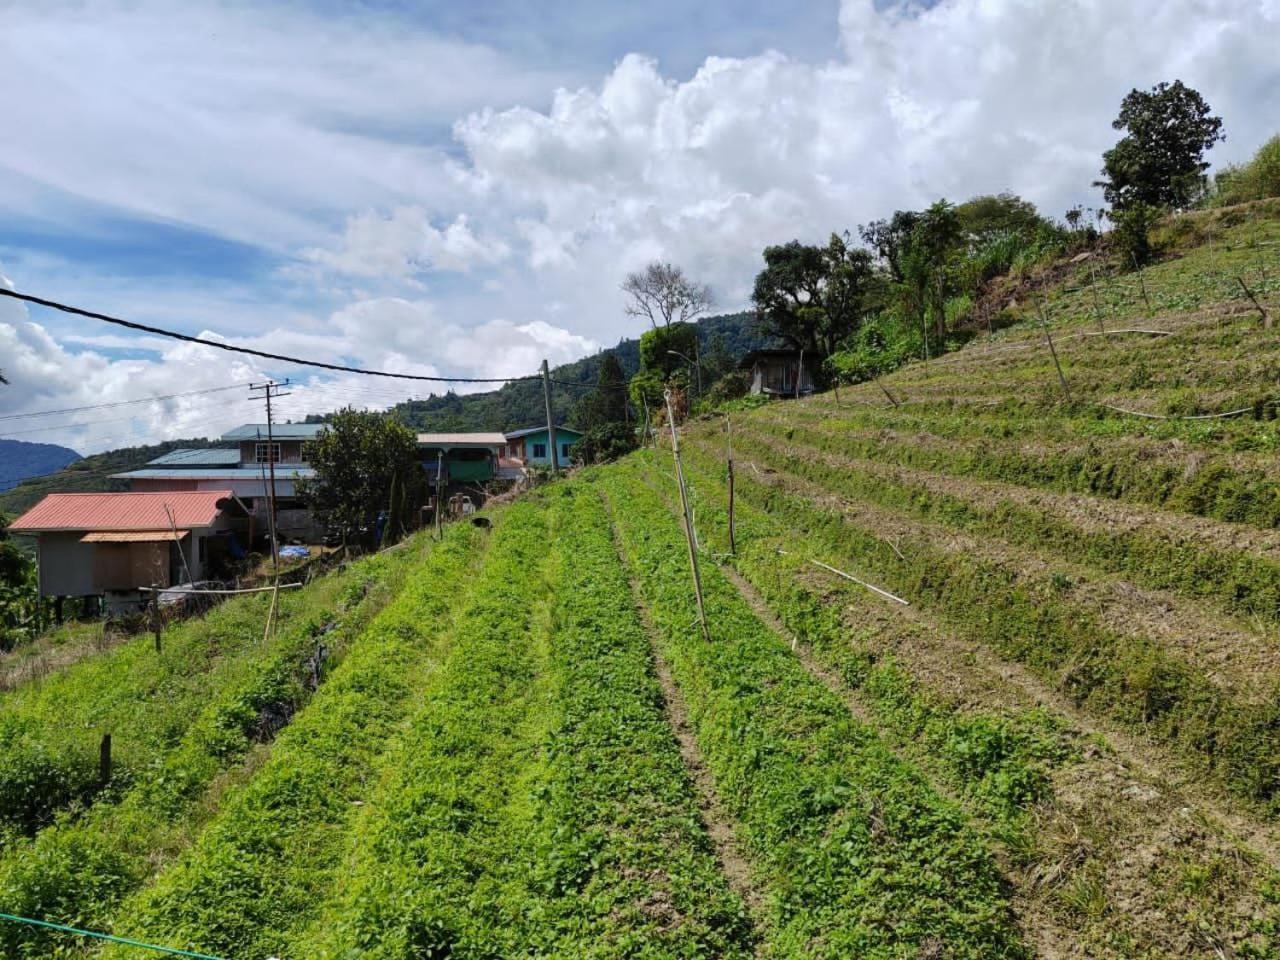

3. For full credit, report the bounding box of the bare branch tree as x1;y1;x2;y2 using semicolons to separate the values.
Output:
622;261;713;328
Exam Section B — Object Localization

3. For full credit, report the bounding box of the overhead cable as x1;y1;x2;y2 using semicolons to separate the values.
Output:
0;288;539;385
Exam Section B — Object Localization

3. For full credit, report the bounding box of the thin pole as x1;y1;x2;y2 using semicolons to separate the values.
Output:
249;381;290;571
664;390;710;641
1087;260;1106;332
1035;295;1072;400
641;401;654;449
1132;254;1153;314
540;359;559;474
1237;276;1271;327
795;348;803;399
435;451;444;539
163;504;193;586
725;416;736;556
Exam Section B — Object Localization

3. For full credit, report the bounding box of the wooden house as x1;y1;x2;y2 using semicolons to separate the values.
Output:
503;426;582;467
740;349;816;397
7;490;248;608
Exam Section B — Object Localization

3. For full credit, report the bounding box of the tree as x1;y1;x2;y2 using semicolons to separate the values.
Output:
1096;80;1224;210
298;410;424;547
622;262;713;328
955;193;1045;247
752;234;876;376
629;322;698;414
576;352;629;432
859;210;920;282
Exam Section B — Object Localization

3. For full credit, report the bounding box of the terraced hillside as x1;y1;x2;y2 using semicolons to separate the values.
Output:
2;205;1278;959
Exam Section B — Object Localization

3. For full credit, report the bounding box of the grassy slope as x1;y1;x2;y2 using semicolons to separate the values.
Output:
661;198;1280;957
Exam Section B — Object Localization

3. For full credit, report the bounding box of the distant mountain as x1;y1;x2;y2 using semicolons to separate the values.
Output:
0;439;81;494
379;311;778;434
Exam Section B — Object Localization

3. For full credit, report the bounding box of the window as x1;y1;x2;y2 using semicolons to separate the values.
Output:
532;442;547;458
255;442;281;463
561;443;571;458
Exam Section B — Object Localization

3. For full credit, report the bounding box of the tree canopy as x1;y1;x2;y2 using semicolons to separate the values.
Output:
621;262;713;328
299;409;423;547
751;234;876;368
1097;80;1224;209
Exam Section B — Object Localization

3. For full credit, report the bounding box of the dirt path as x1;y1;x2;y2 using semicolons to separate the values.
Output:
599;490;767;955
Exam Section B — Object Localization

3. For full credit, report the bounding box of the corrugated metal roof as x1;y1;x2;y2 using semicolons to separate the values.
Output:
112;467;315;480
146;448;242;467
504;425;583;440
221;423;328;440
81;530;190;542
9;490;235;533
416;432;507;447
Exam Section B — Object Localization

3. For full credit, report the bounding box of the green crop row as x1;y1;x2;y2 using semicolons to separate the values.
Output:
295;484;753;959
0;540;426;959
0;557;403;834
597;466;1026;959
283;500;557;958
677;437;1280;817
750;409;1280;531
723;422;1280;624
636;452;1076;831
92;520;495;960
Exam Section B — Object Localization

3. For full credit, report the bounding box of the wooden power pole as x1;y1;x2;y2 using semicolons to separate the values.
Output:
250;380;291;569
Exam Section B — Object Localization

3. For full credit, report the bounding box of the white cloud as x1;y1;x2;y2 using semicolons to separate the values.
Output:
439;0;1279;338
304;210;511;280
0;275;593;454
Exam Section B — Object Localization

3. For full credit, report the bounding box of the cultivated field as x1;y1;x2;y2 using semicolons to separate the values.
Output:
2;204;1279;958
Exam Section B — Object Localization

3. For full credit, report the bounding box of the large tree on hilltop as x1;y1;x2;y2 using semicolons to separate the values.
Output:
1096;80;1224;210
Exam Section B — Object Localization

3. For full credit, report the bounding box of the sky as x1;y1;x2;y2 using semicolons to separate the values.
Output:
1;0;1278;453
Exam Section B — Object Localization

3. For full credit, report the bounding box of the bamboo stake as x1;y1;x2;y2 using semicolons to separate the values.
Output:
1132;254;1153;314
1034;295;1072;400
1087;260;1106;332
1237;276;1271;327
664;390;710;641
809;558;911;606
725;416;736;556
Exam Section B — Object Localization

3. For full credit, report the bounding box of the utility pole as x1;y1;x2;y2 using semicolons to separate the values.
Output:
540;359;559;474
249;380;291;570
435;450;444;539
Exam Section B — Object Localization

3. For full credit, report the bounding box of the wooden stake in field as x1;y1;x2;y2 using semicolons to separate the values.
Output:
664;390;710;641
434;451;444;540
1132;254;1154;315
1237;276;1271;328
725;416;736;556
150;591;162;653
99;733;112;787
1035;295;1072;401
1087;260;1106;332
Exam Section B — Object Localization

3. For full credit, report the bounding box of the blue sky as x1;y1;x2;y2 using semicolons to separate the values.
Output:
1;0;1277;452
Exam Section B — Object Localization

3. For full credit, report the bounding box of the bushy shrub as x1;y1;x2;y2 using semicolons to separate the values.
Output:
574;422;636;464
1111;201;1157;268
1210;134;1280;206
826;310;925;384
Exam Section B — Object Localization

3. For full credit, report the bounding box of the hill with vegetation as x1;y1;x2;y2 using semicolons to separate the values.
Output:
382;309;773;433
0;439;81;493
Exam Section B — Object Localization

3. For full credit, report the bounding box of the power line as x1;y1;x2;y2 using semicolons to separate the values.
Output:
0;287;541;385
0;383;253;422
0;398;255;439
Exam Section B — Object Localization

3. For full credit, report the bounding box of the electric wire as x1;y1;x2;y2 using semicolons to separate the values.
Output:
0;383;253;422
0;287;542;384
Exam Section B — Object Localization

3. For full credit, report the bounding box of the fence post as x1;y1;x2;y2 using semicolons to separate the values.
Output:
99;733;112;787
725;416;736;557
665;390;710;641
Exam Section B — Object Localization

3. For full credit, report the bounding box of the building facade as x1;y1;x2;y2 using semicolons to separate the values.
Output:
503;426;582;468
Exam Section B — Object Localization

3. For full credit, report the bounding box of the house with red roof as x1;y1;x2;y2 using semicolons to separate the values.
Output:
7;490;248;607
